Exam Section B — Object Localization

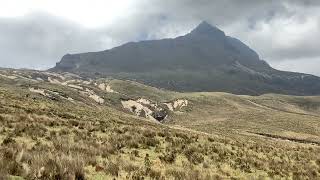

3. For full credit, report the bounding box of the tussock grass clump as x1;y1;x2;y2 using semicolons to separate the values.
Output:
2;136;16;146
105;161;120;177
159;151;176;164
165;169;187;180
184;146;204;165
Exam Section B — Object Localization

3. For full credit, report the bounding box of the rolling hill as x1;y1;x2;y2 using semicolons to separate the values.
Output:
0;68;319;179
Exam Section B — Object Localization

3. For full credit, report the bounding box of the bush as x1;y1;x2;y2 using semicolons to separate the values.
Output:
140;137;160;148
34;155;85;180
165;169;186;180
2;136;16;146
208;137;215;142
74;167;85;180
142;129;157;138
149;168;162;180
131;169;146;180
70;120;80;127
0;115;4;121
184;147;204;165
159;151;176;164
6;161;24;176
187;169;201;180
106;161;119;177
157;131;167;137
123;163;139;174
127;140;140;149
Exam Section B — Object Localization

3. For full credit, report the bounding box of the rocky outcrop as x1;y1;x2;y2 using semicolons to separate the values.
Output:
98;83;118;93
29;87;74;102
121;98;189;122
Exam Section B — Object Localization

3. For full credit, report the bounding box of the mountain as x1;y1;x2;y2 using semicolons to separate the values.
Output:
51;21;320;95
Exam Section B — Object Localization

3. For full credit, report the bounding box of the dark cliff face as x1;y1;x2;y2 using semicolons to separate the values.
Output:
51;21;320;96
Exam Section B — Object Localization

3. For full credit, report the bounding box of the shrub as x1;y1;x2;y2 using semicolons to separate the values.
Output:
86;156;97;167
187;169;201;180
127;140;140;149
2;136;16;146
165;136;174;143
6;161;24;176
106;161;119;177
144;154;151;174
74;167;85;180
131;169;146;180
131;150;140;157
142;129;156;138
159;151;176;164
123;163;139;174
59;128;70;135
208;137;215;142
140;137;160;148
149;168;162;180
174;132;189;140
70;120;80;127
188;152;204;165
33;155;85;180
184;147;204;165
203;161;210;168
165;169;186;180
157;131;166;137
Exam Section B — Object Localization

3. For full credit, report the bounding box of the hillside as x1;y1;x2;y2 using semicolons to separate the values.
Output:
52;21;320;96
0;68;320;179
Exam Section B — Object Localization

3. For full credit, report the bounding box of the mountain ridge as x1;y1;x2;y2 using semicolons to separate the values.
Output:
51;21;320;96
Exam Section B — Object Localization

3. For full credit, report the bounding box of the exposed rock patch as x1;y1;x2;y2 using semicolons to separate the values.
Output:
68;84;83;90
98;83;118;93
137;98;152;106
48;77;63;84
29;87;74;102
29;88;48;97
98;83;106;91
121;100;156;121
163;103;174;111
106;85;117;93
164;99;189;112
0;73;17;79
121;98;189;122
82;88;104;104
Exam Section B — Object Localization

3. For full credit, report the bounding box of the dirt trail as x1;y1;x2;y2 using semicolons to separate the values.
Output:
246;100;320;118
247;131;320;146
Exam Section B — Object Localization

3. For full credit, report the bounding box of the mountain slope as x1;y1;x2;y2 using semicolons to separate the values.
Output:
0;68;320;179
2;68;320;142
52;21;320;95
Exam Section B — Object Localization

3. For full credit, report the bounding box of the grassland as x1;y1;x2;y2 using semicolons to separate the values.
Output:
0;69;320;179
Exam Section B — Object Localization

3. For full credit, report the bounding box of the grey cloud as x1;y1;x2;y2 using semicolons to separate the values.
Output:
270;58;320;76
128;1;320;68
0;13;126;69
0;0;320;76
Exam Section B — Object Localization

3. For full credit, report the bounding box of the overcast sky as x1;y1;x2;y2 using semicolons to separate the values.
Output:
0;0;319;76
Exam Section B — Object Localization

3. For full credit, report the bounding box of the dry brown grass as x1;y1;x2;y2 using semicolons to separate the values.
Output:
0;71;320;179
